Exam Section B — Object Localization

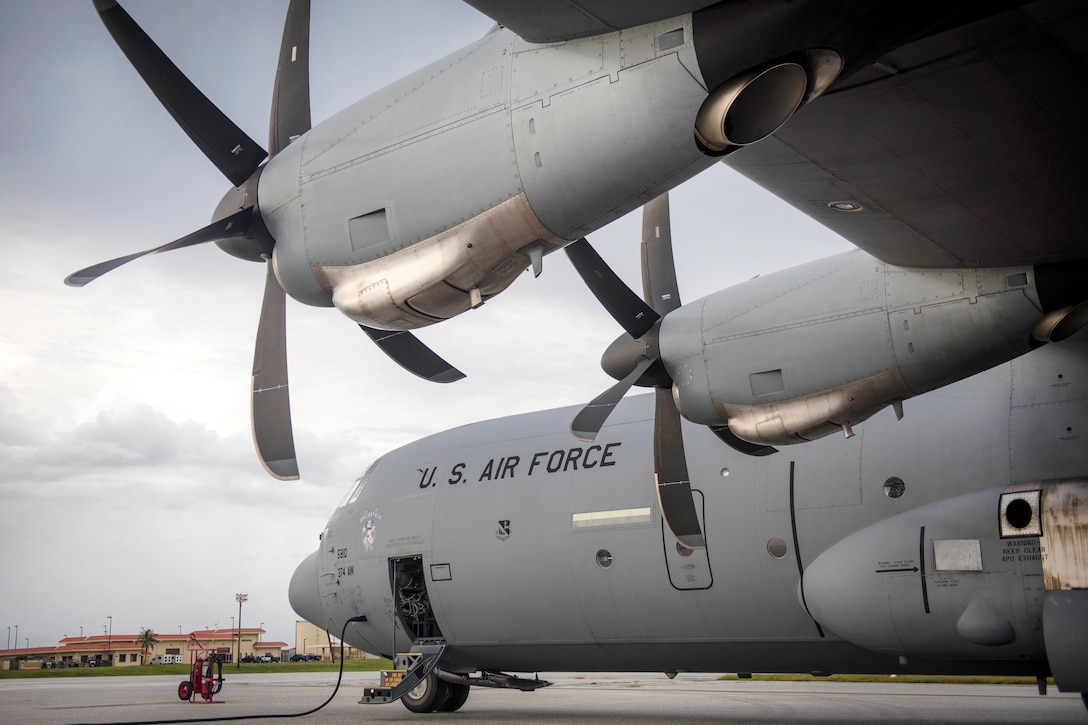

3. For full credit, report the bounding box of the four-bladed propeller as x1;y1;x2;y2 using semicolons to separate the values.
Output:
69;0;463;480
565;194;776;549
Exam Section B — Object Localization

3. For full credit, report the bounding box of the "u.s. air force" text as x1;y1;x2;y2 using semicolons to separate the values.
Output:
418;442;621;488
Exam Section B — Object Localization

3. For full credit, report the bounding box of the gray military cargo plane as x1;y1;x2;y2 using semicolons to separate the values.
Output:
289;183;1088;713
67;0;1086;483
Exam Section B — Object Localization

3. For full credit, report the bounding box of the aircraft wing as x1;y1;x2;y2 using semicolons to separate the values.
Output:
724;2;1088;268
461;0;719;42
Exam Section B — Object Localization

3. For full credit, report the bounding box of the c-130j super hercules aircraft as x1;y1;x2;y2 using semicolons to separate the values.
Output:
78;0;1087;714
290;192;1088;714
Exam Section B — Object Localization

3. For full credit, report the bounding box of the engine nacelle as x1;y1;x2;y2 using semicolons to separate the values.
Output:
660;250;1073;445
255;16;723;331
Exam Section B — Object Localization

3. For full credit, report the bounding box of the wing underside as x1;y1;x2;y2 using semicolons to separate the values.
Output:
724;2;1088;268
461;0;718;42
465;1;1086;268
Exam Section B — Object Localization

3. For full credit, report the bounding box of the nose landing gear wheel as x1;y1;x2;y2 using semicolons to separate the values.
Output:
401;673;450;713
435;681;470;712
178;681;192;701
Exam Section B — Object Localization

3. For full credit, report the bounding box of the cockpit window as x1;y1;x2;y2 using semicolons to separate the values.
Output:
337;478;363;508
339;459;380;507
346;479;366;506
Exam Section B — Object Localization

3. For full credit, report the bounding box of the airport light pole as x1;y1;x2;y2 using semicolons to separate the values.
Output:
235;593;247;669
14;625;17;650
106;616;112;665
79;626;83;638
6;626;9;650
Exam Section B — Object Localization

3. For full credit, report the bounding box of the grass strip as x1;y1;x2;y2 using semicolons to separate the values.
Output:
0;659;392;679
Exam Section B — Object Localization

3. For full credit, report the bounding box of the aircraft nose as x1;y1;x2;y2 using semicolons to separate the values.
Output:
288;550;325;626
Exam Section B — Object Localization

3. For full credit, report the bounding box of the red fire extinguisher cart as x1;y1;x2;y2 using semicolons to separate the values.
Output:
177;634;224;703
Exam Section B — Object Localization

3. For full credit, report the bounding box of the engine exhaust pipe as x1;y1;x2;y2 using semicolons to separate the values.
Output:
694;62;808;152
1031;301;1088;347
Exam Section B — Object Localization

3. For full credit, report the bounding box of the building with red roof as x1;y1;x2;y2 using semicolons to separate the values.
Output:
1;628;287;670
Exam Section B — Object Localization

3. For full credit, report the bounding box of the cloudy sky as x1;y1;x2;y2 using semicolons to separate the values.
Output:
0;1;850;650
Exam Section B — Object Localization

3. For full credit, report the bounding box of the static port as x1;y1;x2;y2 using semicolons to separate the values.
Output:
884;477;906;499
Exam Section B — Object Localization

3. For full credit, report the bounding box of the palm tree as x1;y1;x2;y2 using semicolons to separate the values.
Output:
136;629;158;666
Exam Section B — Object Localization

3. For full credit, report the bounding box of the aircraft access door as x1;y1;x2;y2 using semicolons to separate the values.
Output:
661;490;713;590
389;556;444;643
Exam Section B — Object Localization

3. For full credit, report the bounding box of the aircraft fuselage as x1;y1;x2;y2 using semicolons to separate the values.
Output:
291;332;1088;687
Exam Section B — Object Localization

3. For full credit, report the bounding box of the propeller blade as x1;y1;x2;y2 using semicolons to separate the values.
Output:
571;356;656;442
708;424;778;457
93;0;267;187
641;193;682;315
654;388;706;549
565;238;660;340
360;327;466;383
252;262;300;481
268;0;311;157
64;207;253;287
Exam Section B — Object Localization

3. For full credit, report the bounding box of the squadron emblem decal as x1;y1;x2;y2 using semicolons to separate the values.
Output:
361;508;381;551
496;519;511;541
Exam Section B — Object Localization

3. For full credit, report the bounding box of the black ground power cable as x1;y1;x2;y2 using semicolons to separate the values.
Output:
70;616;371;725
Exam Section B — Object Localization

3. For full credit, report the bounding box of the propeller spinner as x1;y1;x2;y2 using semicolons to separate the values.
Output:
69;0;463;480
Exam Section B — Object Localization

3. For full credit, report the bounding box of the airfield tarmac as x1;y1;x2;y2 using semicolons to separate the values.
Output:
1;672;1084;724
